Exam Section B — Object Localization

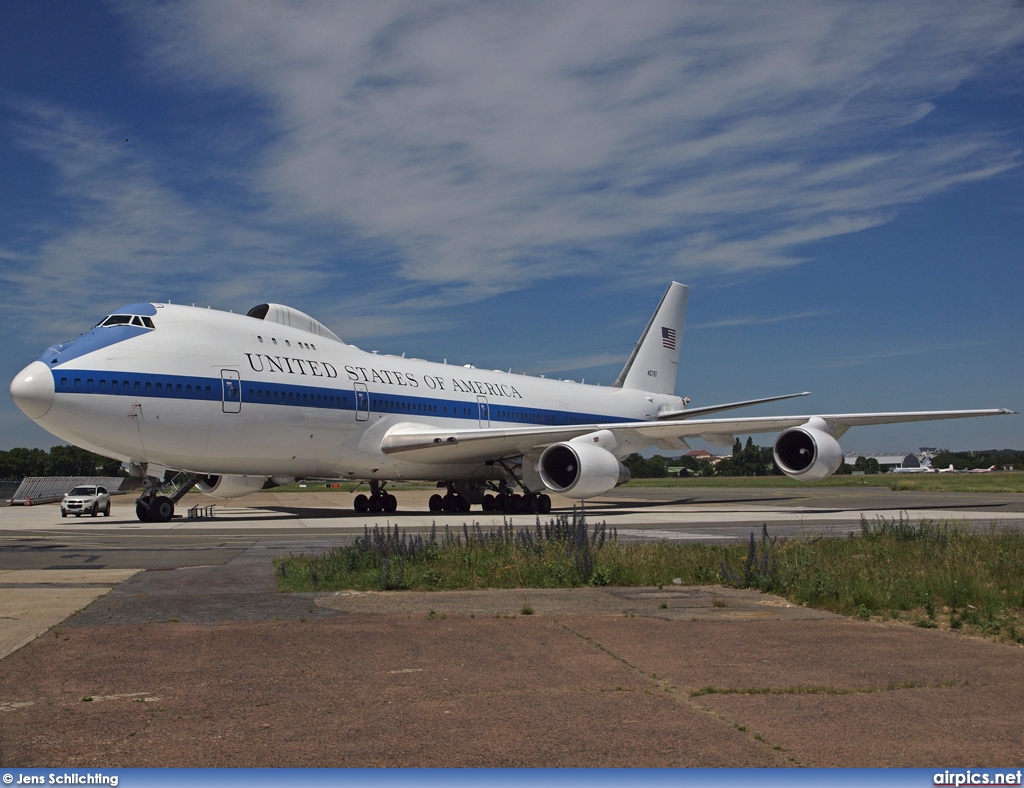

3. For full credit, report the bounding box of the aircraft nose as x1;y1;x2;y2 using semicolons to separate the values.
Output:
10;361;55;419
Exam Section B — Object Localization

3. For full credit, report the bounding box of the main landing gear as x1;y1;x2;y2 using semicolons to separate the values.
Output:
426;482;552;514
482;489;552;515
135;472;199;523
428;485;472;513
353;481;397;513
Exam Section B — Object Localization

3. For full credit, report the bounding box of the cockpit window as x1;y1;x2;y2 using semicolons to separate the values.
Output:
99;315;155;329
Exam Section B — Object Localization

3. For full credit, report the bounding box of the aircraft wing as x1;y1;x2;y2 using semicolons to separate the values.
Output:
380;408;1014;464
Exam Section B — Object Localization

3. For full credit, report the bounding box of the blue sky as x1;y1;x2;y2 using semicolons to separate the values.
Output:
2;1;1022;454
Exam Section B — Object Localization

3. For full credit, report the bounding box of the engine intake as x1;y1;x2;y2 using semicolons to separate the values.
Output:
195;474;269;499
773;423;843;481
539;441;631;499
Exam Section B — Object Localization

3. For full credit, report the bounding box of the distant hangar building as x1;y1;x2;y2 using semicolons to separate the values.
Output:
843;453;921;472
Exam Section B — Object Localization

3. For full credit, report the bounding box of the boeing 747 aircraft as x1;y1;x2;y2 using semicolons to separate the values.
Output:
9;283;1013;522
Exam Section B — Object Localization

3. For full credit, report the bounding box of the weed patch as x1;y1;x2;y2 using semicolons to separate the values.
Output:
275;512;1024;644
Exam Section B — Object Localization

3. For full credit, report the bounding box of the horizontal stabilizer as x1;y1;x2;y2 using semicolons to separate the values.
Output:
658;392;811;420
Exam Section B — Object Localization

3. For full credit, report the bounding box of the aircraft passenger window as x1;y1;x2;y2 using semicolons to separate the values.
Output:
285;340;291;347
156;383;162;393
258;336;264;343
205;386;211;394
135;381;140;391
186;384;192;393
311;344;316;351
176;384;182;393
146;383;152;392
111;381;118;391
272;338;277;345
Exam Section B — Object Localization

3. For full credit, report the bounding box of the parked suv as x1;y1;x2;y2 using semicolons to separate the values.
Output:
61;485;111;518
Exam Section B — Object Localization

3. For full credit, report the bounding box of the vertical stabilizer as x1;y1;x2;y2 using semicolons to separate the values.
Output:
612;282;688;395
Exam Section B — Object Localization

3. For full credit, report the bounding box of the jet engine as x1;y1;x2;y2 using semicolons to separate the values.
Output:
538;441;631;499
773;422;844;481
195;474;269;499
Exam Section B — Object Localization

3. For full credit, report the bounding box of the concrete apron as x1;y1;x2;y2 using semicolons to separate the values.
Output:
0;569;141;658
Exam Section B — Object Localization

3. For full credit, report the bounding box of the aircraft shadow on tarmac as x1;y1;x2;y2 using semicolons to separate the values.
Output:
586;495;808;511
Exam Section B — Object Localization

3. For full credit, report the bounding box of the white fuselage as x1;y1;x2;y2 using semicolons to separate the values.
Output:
27;303;682;483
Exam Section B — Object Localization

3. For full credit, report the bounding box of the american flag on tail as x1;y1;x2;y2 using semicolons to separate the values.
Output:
662;327;676;350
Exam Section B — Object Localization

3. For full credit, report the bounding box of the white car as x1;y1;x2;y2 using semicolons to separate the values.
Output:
61;485;111;518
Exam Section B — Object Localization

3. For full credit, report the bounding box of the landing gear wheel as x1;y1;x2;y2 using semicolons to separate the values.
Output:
354;494;369;513
538;494;552;514
369;495;383;513
383;493;398;513
482;494;496;512
152;496;175;523
136;501;152;522
428;494;444;512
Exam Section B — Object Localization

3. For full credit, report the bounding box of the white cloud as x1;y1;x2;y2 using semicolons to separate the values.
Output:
110;0;1024;302
691;309;843;331
6;1;1024;345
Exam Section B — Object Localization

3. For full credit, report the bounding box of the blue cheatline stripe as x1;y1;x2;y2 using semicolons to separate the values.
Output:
52;368;636;427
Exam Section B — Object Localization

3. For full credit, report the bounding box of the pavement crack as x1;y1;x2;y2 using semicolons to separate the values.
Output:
689;679;971;697
553;618;797;766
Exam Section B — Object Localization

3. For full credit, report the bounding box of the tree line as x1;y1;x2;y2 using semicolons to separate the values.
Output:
0;446;125;480
3;442;1019;482
624;437;783;478
624;442;1024;478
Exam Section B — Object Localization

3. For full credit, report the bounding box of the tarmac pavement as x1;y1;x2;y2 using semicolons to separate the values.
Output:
1;487;1022;767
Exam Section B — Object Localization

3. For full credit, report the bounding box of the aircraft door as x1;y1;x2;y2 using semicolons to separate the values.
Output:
221;370;241;413
477;395;490;427
354;383;369;421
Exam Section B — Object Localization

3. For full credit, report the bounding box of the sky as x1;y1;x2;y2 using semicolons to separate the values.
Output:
1;0;1022;455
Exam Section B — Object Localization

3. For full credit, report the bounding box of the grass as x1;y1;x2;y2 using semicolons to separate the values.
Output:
623;473;1024;494
276;511;1024;644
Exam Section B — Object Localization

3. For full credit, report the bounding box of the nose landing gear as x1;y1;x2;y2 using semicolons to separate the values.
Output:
135;472;199;523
